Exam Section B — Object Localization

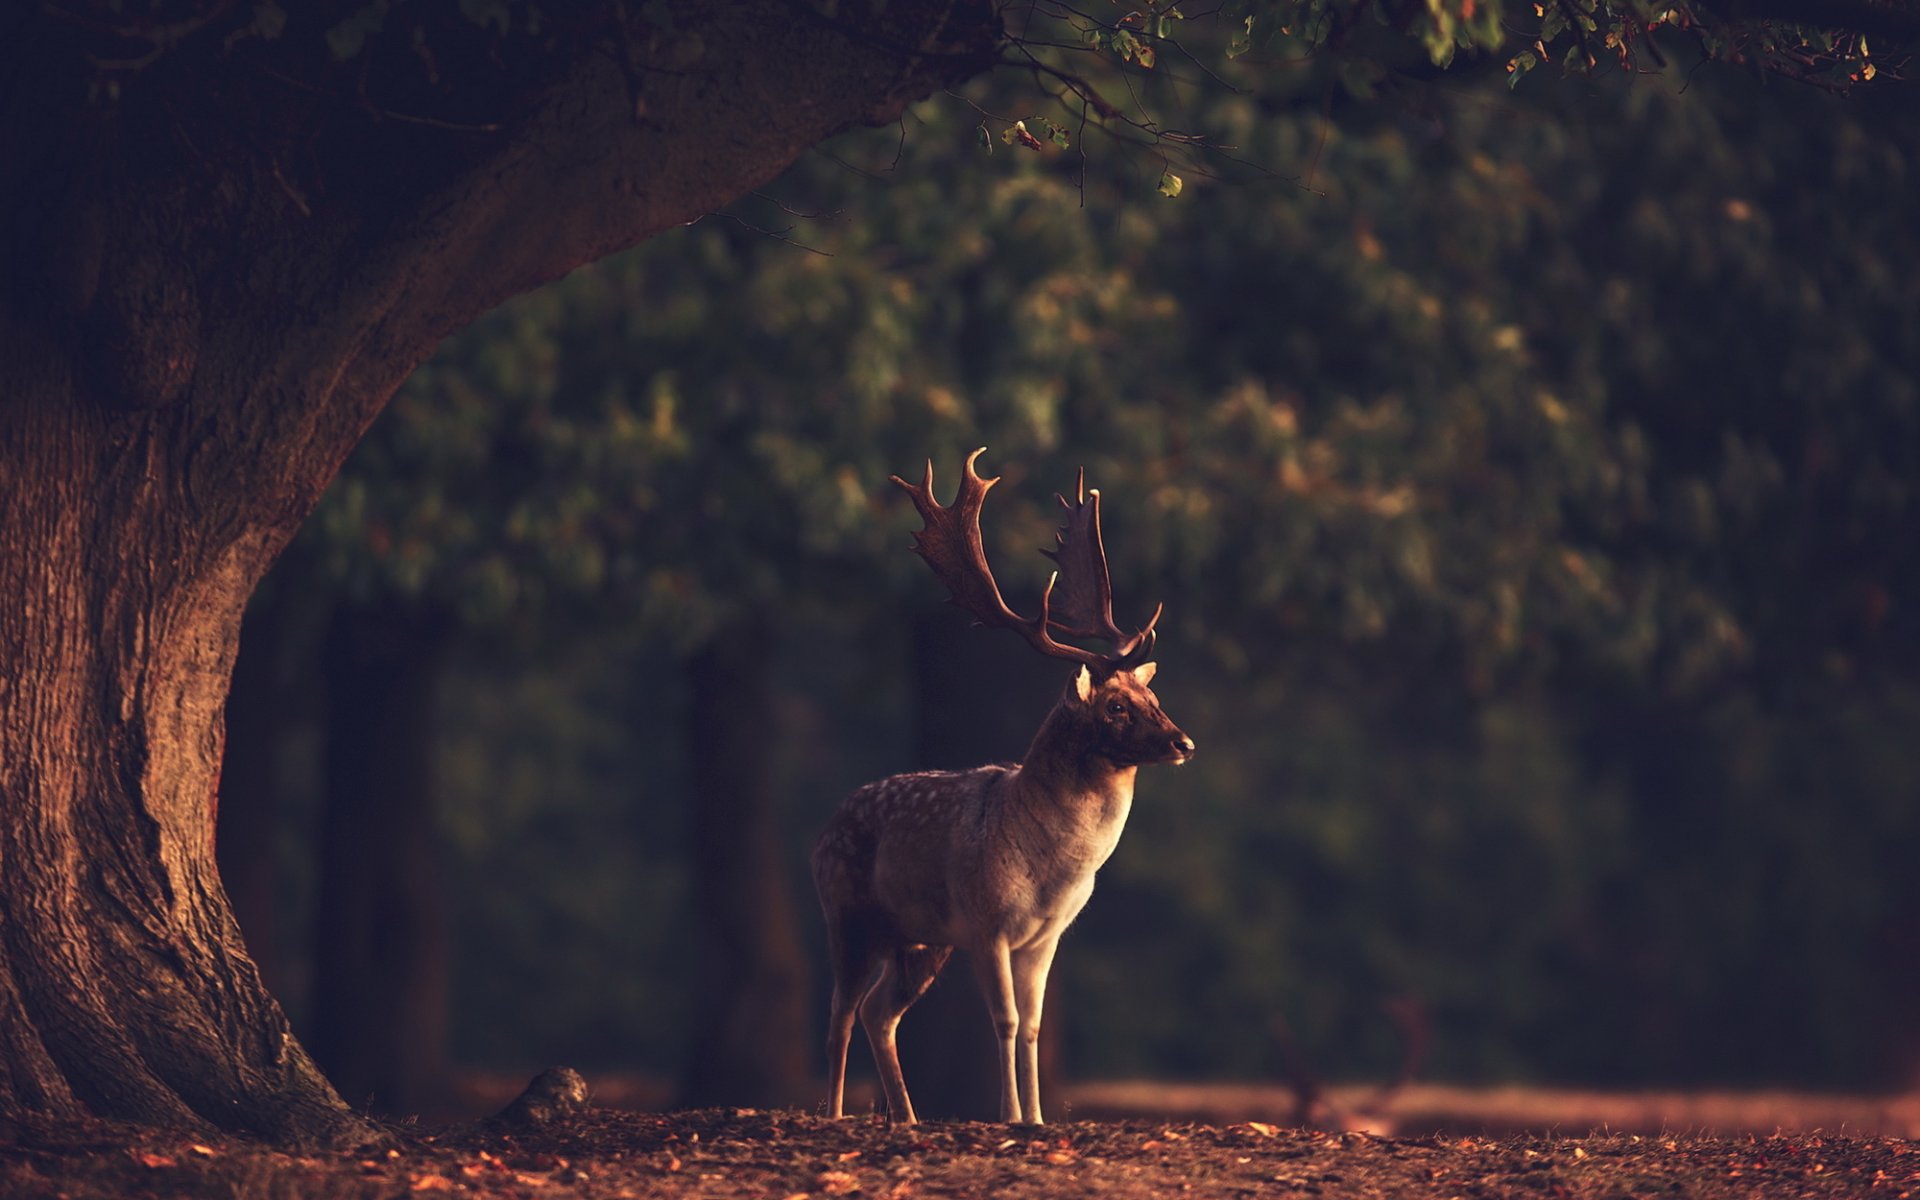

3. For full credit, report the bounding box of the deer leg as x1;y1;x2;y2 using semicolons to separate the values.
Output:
970;937;1023;1123
824;926;880;1119
858;945;950;1124
1011;936;1062;1125
824;984;862;1119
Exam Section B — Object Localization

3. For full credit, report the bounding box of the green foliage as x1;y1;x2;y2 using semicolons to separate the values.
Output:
1025;0;1910;142
297;25;1920;1088
437;634;695;1071
325;2;389;60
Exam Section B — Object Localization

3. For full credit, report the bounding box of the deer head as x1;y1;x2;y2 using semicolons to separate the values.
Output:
889;447;1162;677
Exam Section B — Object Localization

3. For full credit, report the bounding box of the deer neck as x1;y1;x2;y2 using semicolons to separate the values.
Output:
1013;700;1137;812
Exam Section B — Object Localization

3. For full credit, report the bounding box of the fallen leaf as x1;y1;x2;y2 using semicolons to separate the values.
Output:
1044;1150;1077;1165
509;1152;568;1171
134;1152;177;1169
1244;1122;1280;1137
837;1150;863;1162
817;1168;862;1194
409;1173;457;1192
187;1143;218;1158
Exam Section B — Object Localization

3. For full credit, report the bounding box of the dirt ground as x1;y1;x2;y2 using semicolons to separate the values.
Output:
4;1103;1918;1200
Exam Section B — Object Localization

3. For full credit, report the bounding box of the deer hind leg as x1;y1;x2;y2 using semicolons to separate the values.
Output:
1010;936;1062;1125
857;944;951;1125
823;924;881;1119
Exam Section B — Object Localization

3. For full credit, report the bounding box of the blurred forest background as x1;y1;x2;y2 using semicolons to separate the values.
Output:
213;28;1920;1122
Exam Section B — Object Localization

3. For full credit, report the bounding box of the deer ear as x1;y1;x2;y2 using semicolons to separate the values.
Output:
1074;665;1094;703
1130;661;1158;686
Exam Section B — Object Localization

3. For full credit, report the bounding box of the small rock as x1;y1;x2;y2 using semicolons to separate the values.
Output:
487;1067;591;1131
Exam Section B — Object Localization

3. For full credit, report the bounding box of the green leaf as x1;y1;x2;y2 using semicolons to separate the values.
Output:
326;1;389;60
977;121;993;154
1157;170;1184;198
1421;0;1458;66
1507;49;1539;88
1227;15;1253;58
1541;4;1567;42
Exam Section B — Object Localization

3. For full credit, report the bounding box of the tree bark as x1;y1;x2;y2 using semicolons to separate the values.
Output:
0;377;366;1144
0;1;999;1140
677;616;812;1109
309;602;452;1117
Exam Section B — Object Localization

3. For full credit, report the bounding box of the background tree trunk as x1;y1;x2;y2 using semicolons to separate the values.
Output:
309;602;453;1116
676;615;812;1109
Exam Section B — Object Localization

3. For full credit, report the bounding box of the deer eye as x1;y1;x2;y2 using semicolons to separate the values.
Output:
1105;701;1128;716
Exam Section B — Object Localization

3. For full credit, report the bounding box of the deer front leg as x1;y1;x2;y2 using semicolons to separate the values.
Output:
970;936;1023;1123
1011;936;1062;1125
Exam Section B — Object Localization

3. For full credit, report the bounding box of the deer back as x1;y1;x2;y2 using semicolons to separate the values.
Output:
812;763;1013;947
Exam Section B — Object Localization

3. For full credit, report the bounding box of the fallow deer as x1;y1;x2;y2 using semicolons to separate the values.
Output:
812;449;1194;1125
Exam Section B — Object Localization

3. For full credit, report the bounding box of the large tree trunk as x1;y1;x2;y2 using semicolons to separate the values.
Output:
309;603;452;1116
0;382;366;1144
0;2;998;1140
677;616;812;1109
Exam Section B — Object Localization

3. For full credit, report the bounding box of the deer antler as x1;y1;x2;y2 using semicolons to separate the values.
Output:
891;448;1159;672
1042;468;1161;667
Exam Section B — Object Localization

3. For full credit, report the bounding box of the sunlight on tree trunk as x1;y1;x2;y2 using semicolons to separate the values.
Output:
0;364;365;1142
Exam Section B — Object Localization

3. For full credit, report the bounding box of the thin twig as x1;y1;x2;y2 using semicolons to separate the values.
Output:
749;191;837;221
707;210;833;257
1010;49;1124;119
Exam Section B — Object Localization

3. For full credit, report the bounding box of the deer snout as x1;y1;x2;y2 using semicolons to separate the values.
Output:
1168;731;1196;764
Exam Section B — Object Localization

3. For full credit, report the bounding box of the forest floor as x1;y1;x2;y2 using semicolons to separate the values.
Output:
4;1101;1918;1200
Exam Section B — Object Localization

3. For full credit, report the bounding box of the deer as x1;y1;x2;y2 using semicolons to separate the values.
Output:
812;448;1194;1126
